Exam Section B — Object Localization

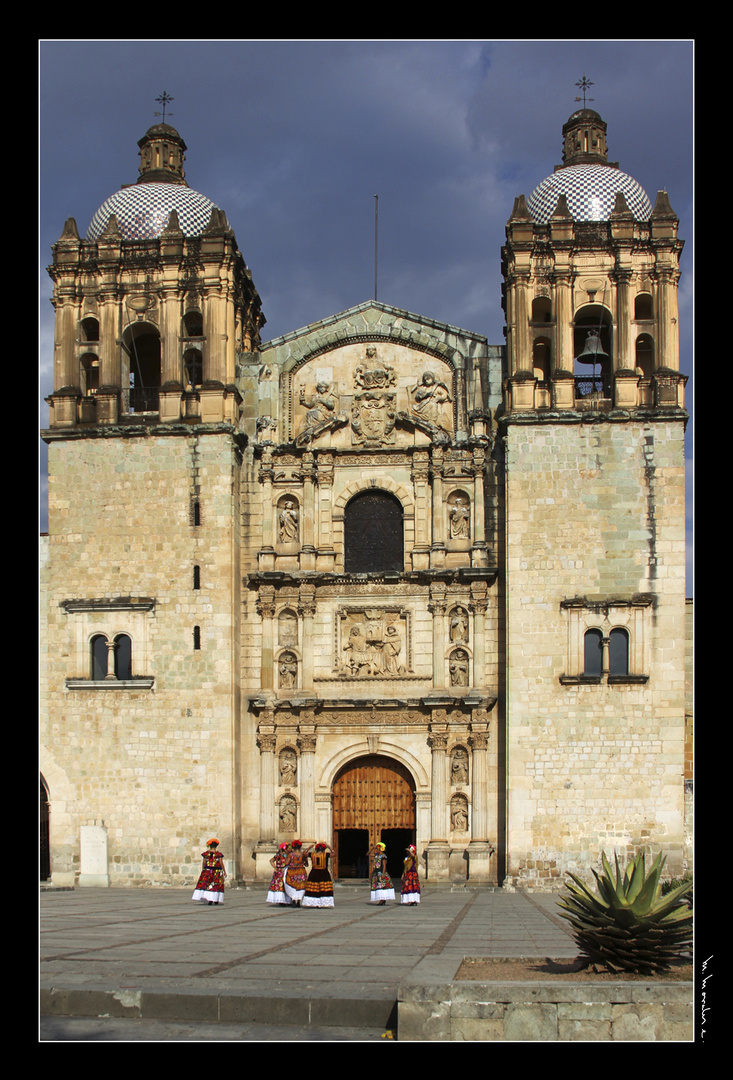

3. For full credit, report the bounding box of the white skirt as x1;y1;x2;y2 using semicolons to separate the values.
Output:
370;888;395;902
302;896;335;907
192;890;224;903
401;893;420;904
284;882;305;902
266;890;291;905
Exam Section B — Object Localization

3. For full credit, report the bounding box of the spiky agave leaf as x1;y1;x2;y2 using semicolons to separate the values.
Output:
557;850;692;973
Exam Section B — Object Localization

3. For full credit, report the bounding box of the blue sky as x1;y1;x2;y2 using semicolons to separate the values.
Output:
39;40;693;590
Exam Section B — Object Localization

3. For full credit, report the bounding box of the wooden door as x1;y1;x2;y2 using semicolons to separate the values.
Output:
332;755;415;875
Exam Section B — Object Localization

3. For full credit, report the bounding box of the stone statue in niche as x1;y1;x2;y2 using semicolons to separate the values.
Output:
450;794;469;833
449;496;470;539
279;795;297;833
449;606;469;644
297;380;346;445
279;749;297;787
410;370;452;431
451;747;469;785
278;500;299;543
278;652;298;689
449;649;469;687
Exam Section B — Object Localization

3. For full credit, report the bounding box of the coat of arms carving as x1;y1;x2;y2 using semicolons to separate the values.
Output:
350;347;397;446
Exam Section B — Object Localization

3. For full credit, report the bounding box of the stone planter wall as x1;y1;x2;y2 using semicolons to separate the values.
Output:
398;957;693;1041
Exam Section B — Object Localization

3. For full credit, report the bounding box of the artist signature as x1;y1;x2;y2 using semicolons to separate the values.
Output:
701;955;712;1039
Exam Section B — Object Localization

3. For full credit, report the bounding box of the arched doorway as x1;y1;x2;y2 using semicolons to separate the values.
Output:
332;755;415;879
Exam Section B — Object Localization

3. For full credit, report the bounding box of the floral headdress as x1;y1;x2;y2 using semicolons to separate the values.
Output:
207;838;219;847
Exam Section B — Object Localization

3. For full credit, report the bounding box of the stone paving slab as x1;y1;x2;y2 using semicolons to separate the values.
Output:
41;884;577;1030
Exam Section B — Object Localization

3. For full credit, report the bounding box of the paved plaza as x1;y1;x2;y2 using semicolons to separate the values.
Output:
41;882;577;1038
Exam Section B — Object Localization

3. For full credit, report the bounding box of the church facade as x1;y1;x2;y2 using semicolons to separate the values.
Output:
40;109;688;888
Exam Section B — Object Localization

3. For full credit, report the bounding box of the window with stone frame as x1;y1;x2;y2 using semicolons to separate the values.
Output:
560;598;650;685
344;490;403;573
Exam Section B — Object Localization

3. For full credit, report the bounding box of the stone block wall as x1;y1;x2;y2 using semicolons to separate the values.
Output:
502;419;687;886
41;430;242;886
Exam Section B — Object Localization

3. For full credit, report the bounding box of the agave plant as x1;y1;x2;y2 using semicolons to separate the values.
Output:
557;851;692;974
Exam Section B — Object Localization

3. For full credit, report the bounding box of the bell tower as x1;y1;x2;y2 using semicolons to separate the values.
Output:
45;122;264;430
41;121;265;886
499;105;688;888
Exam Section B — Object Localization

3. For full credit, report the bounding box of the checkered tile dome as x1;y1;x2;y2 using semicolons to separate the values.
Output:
527;164;652;224
86;183;224;241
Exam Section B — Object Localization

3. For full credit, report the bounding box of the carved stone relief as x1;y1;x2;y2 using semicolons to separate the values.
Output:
336;608;412;677
296;380;347;445
351;347;397;446
410;370;452;434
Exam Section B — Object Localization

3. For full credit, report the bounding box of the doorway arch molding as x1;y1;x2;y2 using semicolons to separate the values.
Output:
333;476;415;523
317;741;429;793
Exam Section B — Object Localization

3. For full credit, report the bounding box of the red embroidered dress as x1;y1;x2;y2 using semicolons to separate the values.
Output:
401;853;421;904
284;849;308;903
192;850;226;903
267;852;291;905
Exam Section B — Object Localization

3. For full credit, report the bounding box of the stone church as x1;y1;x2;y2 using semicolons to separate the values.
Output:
40;106;688;889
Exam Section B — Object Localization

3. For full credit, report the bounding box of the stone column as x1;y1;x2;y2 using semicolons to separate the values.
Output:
426;724;451;880
656;267;680;371
297;727;317;843
553;272;573;373
411;451;431;569
468;719;495;882
513;273;530;376
258;450;275;570
301;453;316;570
257;585;276;690
298;584;316;690
430;448;446;567
471;449;488;566
615;270;633;371
429;585;447;689
256;726;277;842
470;582;488;688
315;453;335;571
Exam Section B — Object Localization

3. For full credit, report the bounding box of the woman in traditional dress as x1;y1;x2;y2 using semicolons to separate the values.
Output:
192;838;227;905
302;842;334;908
368;841;395;905
266;842;292;906
283;839;311;907
401;845;421;906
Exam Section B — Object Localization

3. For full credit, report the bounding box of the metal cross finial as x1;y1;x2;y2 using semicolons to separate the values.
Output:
154;91;174;122
574;75;594;108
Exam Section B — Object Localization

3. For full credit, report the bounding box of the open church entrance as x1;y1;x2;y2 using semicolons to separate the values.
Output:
332;755;415;879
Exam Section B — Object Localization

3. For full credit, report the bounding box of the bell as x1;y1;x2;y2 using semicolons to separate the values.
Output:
575;329;608;365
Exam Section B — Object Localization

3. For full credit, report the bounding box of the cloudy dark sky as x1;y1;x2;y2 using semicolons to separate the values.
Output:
39;40;693;588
